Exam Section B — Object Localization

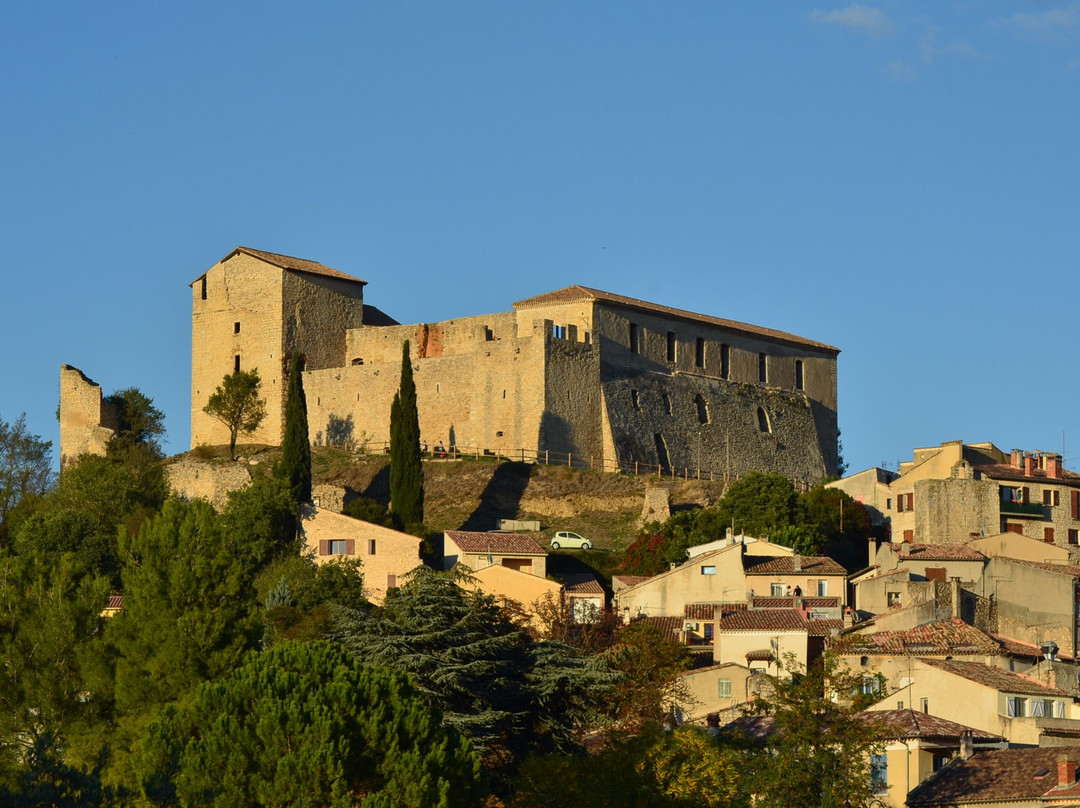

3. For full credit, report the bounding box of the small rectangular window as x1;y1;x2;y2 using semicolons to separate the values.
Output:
368;539;376;555
794;359;804;391
234;355;241;373
695;337;705;368
921;697;929;714
629;322;640;354
870;754;888;795
887;591;901;607
717;678;732;698
1069;529;1078;545
329;539;347;555
201;276;207;300
758;352;768;383
631;389;640;410
701;565;716;575
234;321;241;334
817;579;828;597
387;574;397;589
720;344;729;379
771;583;784;596
1006;696;1025;717
903;529;914;542
667;331;676;362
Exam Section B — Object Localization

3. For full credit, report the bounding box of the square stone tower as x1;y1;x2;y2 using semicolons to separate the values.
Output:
190;247;367;449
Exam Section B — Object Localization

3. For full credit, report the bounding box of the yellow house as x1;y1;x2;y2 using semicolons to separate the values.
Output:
442;531;548;578
466;564;564;631
671;662;755;725
299;505;423;603
713;606;842;674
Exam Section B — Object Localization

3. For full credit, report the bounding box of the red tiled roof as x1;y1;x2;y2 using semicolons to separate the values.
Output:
835;619;1003;657
723;715;776;740
196;246;367;285
560;574;605;595
512;285;839;353
445;531;547;555
890;543;987;561
613;575;650;588
685;603;719;620
975;462;1080;487
1008;559;1080;578
630;616;682;643
743;555;847;576
105;595;123;610
720;609;842;636
907;748;1080;805
745;649;774;661
919;658;1068;696
993;634;1075;663
858;709;1002;742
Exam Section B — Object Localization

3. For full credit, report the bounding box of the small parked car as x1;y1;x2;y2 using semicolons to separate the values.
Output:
550;531;592;550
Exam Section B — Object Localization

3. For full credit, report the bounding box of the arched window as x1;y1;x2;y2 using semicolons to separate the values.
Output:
695;394;709;424
757;408;771;433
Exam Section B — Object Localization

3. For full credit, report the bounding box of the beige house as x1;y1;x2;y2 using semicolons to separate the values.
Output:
866;658;1080;747
559;574;606;623
466;564;564;630
300;506;422;603
442;531;548;577
713;606;842;674
671;662;755;725
859;709;1005;808
852;542;987;617
830;441;1080;551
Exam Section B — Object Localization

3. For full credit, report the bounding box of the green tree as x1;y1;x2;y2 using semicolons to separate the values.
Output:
389;341;423;527
219;475;299;569
713;472;800;538
0;549;112;783
602;621;691;725
276;353;311;503
0;413;53;545
104;387;166;458
255;555;367;645
203;369;266;460
104;499;263;786
736;653;884;808
134;641;485;808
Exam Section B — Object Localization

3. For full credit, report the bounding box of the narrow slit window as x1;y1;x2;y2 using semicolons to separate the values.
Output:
757;408;771;433
794;359;803;391
758;353;768;383
720;344;729;379
234;355;241;373
695;337;705;368
629;322;640;354
201;277;207;300
667;331;676;362
234;321;241;334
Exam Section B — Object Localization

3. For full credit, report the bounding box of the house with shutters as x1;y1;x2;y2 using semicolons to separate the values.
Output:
299;505;423;603
442;530;548;577
829;441;1080;553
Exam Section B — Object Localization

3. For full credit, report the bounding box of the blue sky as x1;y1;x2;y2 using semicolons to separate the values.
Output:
1;1;1077;475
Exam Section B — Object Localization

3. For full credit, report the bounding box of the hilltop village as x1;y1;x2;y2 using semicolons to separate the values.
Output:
9;246;1080;806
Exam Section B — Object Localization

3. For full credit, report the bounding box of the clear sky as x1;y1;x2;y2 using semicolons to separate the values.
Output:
1;2;1077;476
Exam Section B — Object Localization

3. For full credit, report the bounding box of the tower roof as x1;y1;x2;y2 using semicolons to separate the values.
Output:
192;246;367;286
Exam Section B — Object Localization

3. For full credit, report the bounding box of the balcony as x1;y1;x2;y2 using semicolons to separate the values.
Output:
999;500;1046;518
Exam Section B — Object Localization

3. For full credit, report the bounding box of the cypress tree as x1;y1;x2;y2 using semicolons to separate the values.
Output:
278;352;311;504
389;340;423;526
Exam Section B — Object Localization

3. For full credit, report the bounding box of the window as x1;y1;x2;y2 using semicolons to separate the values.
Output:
1045;527;1055;543
921;698;929;714
794;359;804;391
1070;529;1079;546
631;389;640;410
757;408;771;433
1073;490;1080;520
696;394;710;424
1006;696;1025;717
234;354;241;372
485;326;494;341
661;393;672;415
897;701;904;710
870;754;888;795
667;331;676;362
351;357;364;366
860;656;869;667
629;322;640;354
717;678;732;698
1030;699;1050;718
200;276;207;300
1045;490;1061;506
860;676;880;695
552;324;566;340
887;591;902;607
367;539;376;555
329;540;347;555
234;321;241;334
720;344;729;379
1055;700;1066;718
695;337;705;369
771;583;785;596
886;498;892;510
758;352;768;383
896;492;914;513
903;529;914;542
703;623;713;643
387;574;397;589
701;565;716;575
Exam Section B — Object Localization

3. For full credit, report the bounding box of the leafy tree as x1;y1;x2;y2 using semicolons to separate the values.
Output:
735;652;884;808
255;555;368;645
389;341;423;527
0;549;113;782
105;499;263;785
713;472;800;538
276;353;311;503
529;591;619;655
602;621;691;726
333;567;613;773
134;640;485;808
0;734;115;808
342;496;398;529
203;369;266;460
104;387;166;458
0;413;53;544
219;475;299;569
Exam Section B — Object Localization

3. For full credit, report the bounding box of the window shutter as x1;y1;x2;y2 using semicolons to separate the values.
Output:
1022;487;1030;504
387;574;397;589
319;540;330;556
1072;490;1079;520
345;539;355;555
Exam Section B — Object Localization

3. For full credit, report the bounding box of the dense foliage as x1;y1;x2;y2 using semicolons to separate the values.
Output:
277;352;312;503
0;413;53;544
202;369;267;459
389;341;424;528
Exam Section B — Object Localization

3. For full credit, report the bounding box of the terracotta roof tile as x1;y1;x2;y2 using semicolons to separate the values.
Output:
858;709;1003;742
631;616;682;643
196;246;367;285
512;285;839;353
613;575;650;588
743;555;847;576
835;619;1003;657
105;595;123;610
444;531;548;555
1008;559;1080;578
890;543;987;561
975;462;1080;487
993;634;1075;662
907;748;1080;805
919;658;1068;696
560;574;605;595
720;609;842;636
685;603;719;620
751;596;840;609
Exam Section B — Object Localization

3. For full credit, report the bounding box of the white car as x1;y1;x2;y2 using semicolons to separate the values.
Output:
550;531;592;550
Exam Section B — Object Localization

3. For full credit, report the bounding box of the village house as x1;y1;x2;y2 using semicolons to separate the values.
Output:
907;747;1080;807
442;530;548;577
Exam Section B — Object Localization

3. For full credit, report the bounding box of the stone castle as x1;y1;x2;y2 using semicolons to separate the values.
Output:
59;246;840;483
189;247;839;483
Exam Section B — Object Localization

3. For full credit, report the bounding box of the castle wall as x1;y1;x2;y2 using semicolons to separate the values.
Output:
59;364;119;467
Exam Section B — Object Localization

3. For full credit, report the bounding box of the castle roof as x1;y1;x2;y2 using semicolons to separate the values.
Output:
194;247;367;286
512;285;839;354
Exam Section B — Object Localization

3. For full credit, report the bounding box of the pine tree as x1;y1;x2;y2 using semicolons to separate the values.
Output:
389;340;423;527
277;352;311;504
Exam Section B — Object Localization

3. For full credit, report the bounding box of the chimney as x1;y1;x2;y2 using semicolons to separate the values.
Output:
950;577;962;620
1059;755;1077;788
1025;453;1035;477
959;730;974;761
1011;449;1022;468
1048;455;1063;480
793;553;802;572
868;538;878;568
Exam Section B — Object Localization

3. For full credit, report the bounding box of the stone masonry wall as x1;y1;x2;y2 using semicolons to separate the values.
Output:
59;364;119;467
916;478;1000;543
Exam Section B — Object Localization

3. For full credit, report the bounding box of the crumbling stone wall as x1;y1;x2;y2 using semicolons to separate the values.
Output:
916;477;1000;543
166;457;252;511
59;364;119;467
